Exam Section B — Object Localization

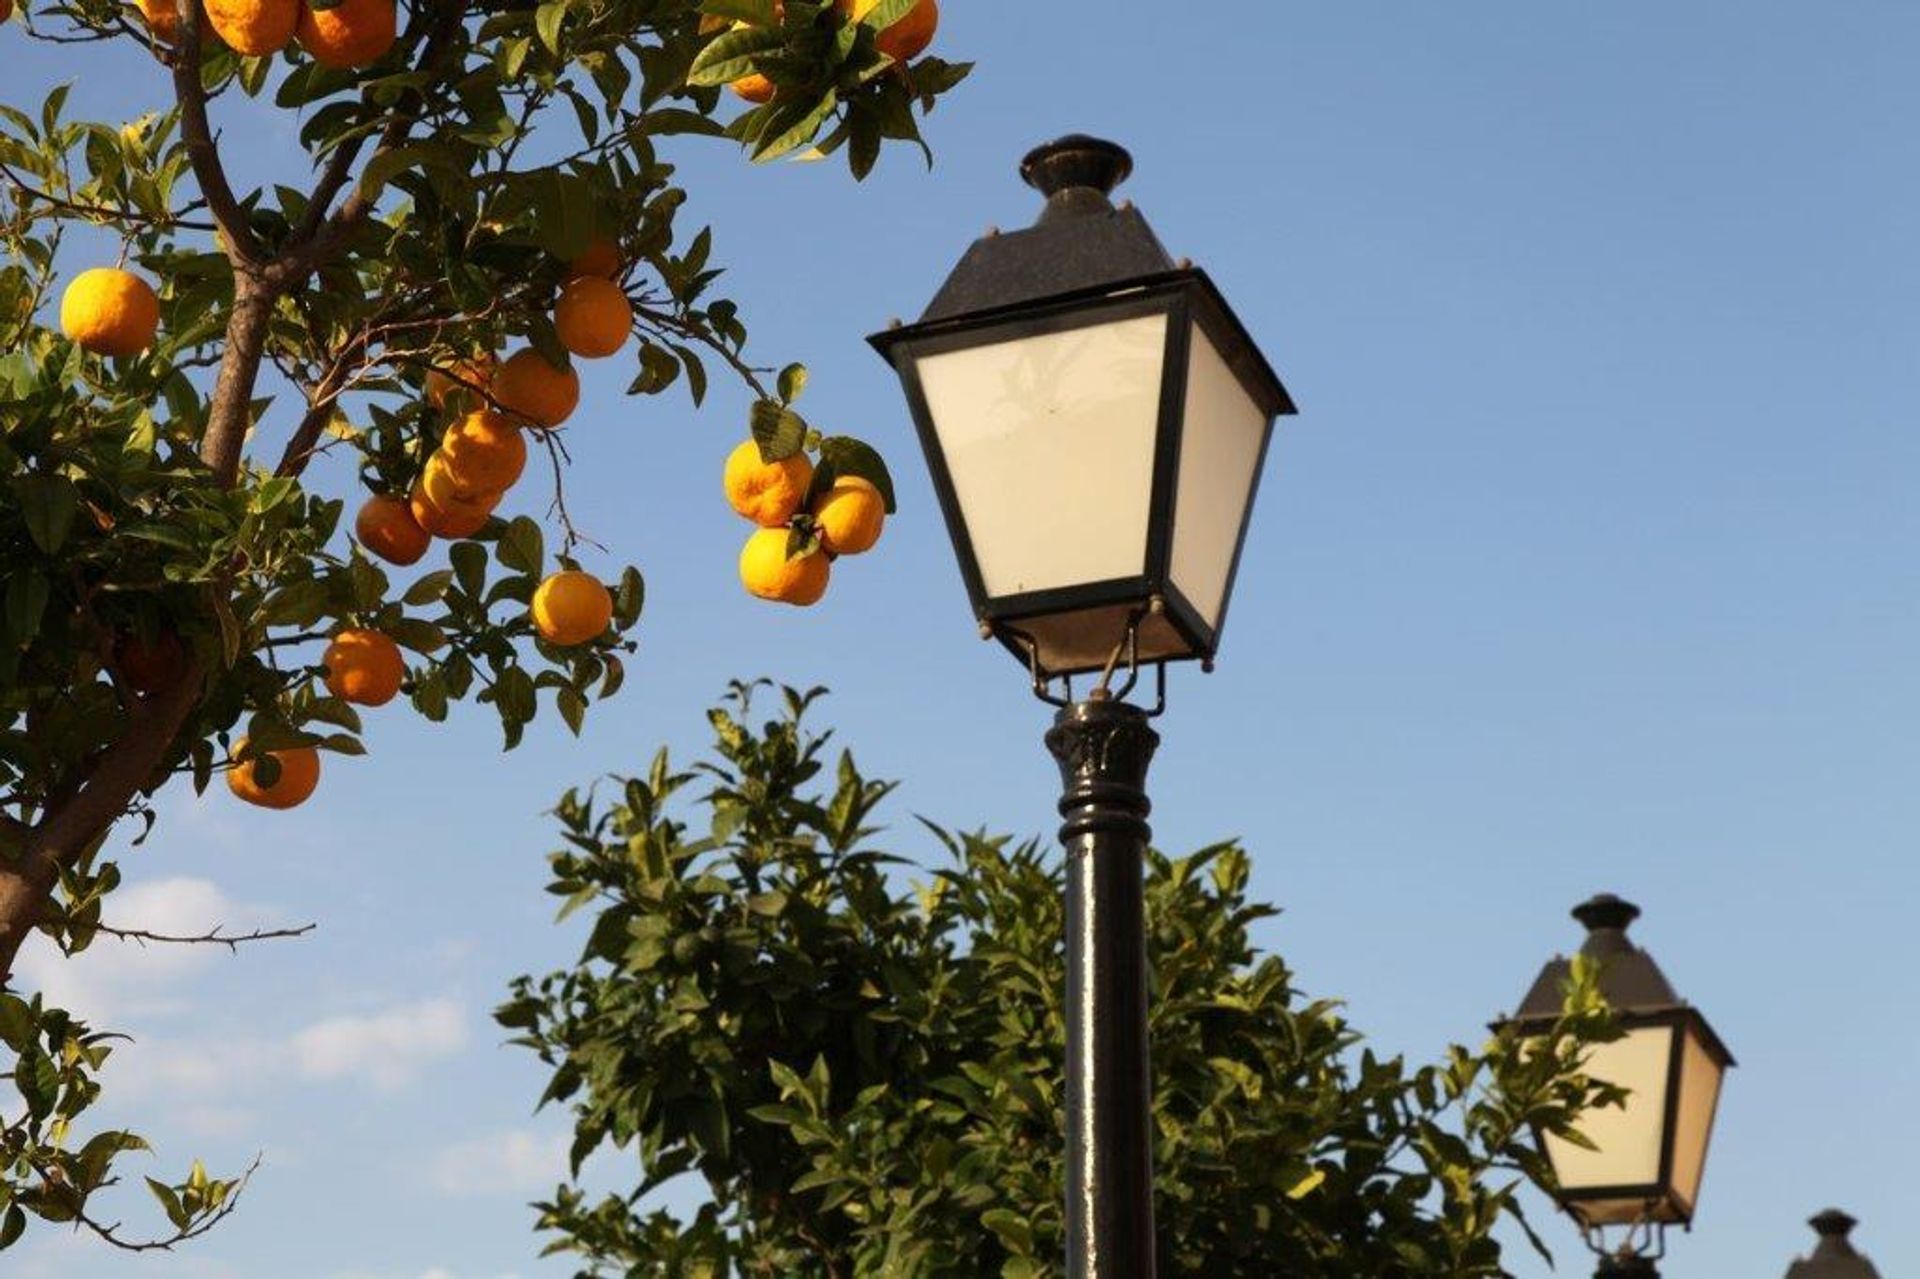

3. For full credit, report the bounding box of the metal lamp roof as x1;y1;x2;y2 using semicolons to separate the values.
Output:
1511;893;1734;1066
916;134;1177;323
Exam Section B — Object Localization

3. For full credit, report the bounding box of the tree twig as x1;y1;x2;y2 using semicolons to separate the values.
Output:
90;922;316;951
73;1153;263;1253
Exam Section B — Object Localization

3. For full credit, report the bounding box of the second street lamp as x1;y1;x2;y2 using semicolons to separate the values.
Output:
869;135;1295;1277
1502;895;1735;1278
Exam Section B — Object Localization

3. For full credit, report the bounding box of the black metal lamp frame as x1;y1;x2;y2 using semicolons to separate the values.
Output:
870;271;1290;680
867;150;1294;683
870;134;1297;1278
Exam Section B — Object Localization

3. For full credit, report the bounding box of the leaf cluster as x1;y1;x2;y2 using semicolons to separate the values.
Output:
503;686;1625;1277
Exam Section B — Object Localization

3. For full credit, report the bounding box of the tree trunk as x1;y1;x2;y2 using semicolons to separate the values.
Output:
201;283;274;485
0;672;205;981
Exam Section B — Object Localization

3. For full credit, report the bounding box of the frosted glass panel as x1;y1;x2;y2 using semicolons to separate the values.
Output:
915;314;1167;598
1668;1025;1723;1213
1169;324;1268;629
1546;1025;1674;1193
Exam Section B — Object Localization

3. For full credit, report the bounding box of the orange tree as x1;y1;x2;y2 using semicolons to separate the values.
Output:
0;0;964;1251
503;686;1625;1277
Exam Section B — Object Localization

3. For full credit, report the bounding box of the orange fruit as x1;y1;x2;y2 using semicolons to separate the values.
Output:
115;628;187;696
226;738;321;810
420;450;495;510
732;72;775;103
204;0;298;55
322;628;405;706
295;0;394;67
491;348;579;428
134;0;179;41
554;277;632;360
410;481;499;540
809;475;885;555
726;15;779;102
531;571;613;646
739;528;829;606
355;493;431;565
839;0;936;62
723;439;812;528
567;235;621;280
426;354;497;409
439;409;527;493
60;268;160;357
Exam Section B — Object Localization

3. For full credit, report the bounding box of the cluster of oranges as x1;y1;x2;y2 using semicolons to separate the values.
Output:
131;0;395;67
50;240;634;807
724;441;884;606
730;0;940;103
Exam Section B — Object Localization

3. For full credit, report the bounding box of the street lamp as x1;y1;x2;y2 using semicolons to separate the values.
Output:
1503;895;1735;1278
1783;1209;1884;1279
869;134;1295;1277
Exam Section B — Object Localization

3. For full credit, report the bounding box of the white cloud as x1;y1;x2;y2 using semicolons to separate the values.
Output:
12;877;280;1023
111;997;469;1110
427;1128;569;1197
290;998;468;1091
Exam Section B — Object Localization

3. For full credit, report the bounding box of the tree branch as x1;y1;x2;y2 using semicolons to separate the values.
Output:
72;1153;261;1253
0;161;217;232
0;667;205;984
92;922;316;951
168;11;263;267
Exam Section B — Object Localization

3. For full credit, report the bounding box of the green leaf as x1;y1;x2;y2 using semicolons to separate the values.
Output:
749;400;807;461
0;1204;25;1249
686;26;788;87
403;569;455;606
857;0;925;34
700;0;780;23
498;516;544;576
980;1208;1033;1256
613;566;644;627
535;0;568;54
450;540;487;598
776;362;807;404
629;341;681;395
145;1177;188;1230
752;90;838;163
817;435;897;512
640;108;729;139
387;618;445;655
557;686;587;736
4;570;49;642
12;475;78;555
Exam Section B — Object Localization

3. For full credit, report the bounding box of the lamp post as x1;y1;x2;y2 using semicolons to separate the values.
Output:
1501;895;1734;1278
868;135;1295;1277
1783;1210;1884;1279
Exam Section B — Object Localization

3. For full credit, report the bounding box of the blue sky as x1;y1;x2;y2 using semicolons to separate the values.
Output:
8;1;1918;1275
